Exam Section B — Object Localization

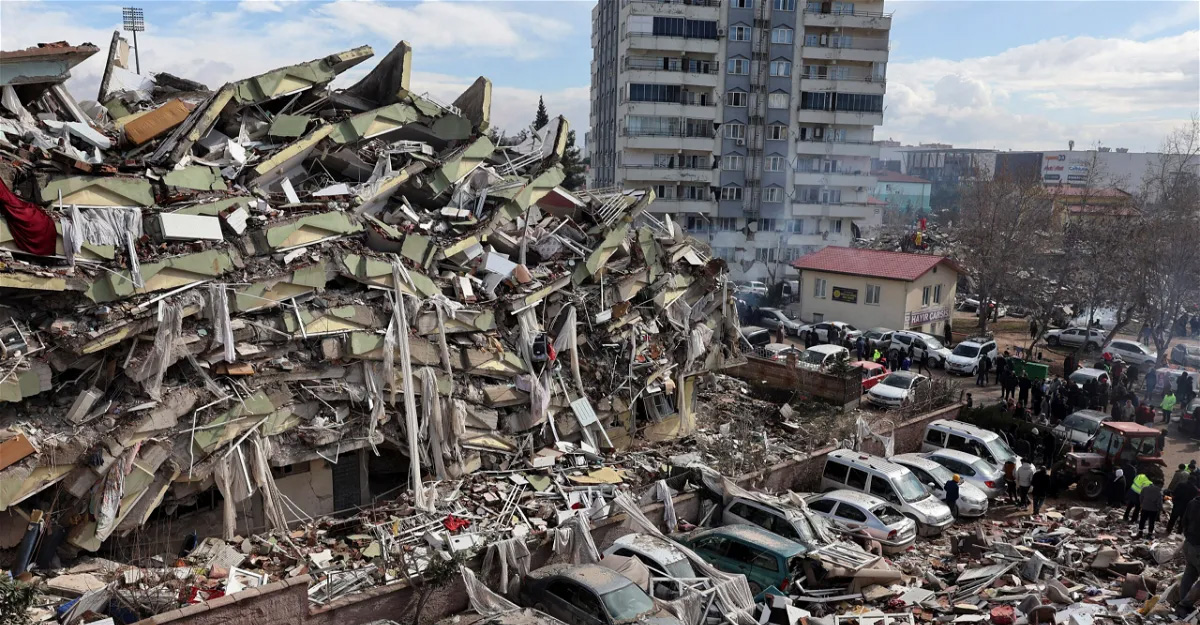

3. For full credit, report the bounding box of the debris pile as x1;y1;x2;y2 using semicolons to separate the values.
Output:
0;36;744;619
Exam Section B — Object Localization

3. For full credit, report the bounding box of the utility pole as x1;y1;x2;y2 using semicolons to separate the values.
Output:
122;7;144;75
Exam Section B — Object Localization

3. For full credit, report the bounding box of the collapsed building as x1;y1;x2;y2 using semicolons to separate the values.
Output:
0;35;745;598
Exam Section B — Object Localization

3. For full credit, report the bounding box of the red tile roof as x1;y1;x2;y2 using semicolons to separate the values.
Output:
874;171;931;184
791;246;962;281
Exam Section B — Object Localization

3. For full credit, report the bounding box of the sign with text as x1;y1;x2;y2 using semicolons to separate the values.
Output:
906;307;949;326
831;286;858;304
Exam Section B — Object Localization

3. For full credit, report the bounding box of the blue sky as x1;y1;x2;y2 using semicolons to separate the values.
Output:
1;0;1196;151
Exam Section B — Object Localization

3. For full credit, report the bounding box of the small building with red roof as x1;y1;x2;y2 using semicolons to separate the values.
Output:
791;246;963;335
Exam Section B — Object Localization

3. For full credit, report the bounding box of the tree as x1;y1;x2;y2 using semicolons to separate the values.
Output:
533;96;549;129
560;130;586;191
955;169;1055;333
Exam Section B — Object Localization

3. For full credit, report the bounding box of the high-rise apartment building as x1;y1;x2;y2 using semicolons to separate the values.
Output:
588;0;891;281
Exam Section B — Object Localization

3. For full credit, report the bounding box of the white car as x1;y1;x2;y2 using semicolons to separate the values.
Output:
1045;327;1106;351
735;280;768;296
888;331;951;367
799;321;863;344
602;533;700;599
761;343;803;363
1069;308;1118;331
1102;340;1157;368
945;337;998;376
1068;367;1110;389
798;345;850;371
922;449;1007;500
890;453;989;518
804;490;917;554
866;371;929;408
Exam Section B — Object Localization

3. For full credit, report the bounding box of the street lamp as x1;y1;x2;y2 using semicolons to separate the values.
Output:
121;7;144;74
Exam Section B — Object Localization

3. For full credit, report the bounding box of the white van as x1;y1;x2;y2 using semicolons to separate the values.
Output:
820;449;955;537
921;419;1019;470
798;345;849;371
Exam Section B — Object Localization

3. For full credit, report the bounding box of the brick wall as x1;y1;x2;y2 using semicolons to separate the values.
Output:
727;356;861;407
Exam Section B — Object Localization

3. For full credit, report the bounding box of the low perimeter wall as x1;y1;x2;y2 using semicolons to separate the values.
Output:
134;402;964;625
727;356;861;408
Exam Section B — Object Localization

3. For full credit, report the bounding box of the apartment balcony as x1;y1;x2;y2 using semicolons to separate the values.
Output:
802;4;892;30
620;99;718;119
623;33;720;55
795;138;880;158
624;59;720;89
794;168;875;188
620;164;715;183
790;201;878;220
799;76;886;95
801;39;889;63
622;0;721;20
795;108;884;127
647;198;714;215
621;130;716;152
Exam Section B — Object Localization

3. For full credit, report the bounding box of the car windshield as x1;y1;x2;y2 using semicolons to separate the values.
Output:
952;345;980;357
986;437;1017;464
880;374;913;389
801;350;828;365
1063;415;1102;435
918;461;954;485
782;310;797;320
602;583;656;621
665;558;696;579
894;472;930;502
1069;371;1092;385
924;337;943;349
873;505;905;524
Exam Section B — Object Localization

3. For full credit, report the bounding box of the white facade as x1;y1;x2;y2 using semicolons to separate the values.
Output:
588;0;892;283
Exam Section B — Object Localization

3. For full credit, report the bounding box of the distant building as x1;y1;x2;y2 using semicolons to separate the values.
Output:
1048;186;1140;230
873;171;931;215
792;246;961;336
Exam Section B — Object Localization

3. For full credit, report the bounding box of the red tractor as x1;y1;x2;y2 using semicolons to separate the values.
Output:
1057;421;1166;499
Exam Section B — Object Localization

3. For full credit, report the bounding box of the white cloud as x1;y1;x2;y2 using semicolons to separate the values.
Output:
881;31;1200;150
1126;1;1199;39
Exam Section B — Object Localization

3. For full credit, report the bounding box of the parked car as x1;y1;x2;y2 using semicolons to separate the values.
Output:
803;490;917;554
1045;327;1106;351
921;419;1019;470
799;321;862;344
890;453;989;518
798;345;850;371
739;326;772;350
602;533;698;600
945;337;998;376
1069;307;1119;331
520;564;683;625
922;449;1006;500
958;298;1007;318
1181;399;1200;437
866;371;929;408
1068;367;1110;390
1053;409;1110;447
1149;367;1200;404
862;328;895;354
735;281;769;296
819;449;955;536
761;343;803;363
1102;340;1157;368
888;331;951;367
757;307;803;336
854;361;889;392
674;524;806;596
1172;343;1200;368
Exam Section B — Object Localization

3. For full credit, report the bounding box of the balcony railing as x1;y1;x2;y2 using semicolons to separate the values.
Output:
622;164;711;170
624;56;719;74
621;128;716;138
621;96;716;106
802;37;889;51
624;32;721;42
803;3;892;18
799;73;885;84
625;0;721;6
796;137;876;146
794;166;871;175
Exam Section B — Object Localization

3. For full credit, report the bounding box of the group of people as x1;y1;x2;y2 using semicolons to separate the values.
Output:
993;458;1054;514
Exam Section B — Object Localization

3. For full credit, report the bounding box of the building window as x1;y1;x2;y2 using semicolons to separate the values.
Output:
722;155;745;171
756;218;777;232
730;25;750;41
731;0;750;7
629;83;682;104
866;284;881;305
774;0;797;10
813;278;827;298
787;219;805;234
725;91;748;107
714;217;738;231
685;215;707;231
771;27;794;44
767;124;788;140
769;60;791;77
831;219;842;233
933;284;943;304
723;123;746;140
764;156;785;172
922;286;931;306
756;247;777;262
720;185;744;201
727;58;750;75
767;93;788;109
763;187;783;203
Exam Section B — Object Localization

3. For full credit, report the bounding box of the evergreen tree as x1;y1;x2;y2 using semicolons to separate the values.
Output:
534;96;549;128
561;130;586;191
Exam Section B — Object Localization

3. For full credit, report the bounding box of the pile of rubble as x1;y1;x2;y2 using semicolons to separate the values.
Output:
0;35;746;620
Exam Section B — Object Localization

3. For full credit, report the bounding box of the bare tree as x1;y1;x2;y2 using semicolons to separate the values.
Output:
955;169;1055;333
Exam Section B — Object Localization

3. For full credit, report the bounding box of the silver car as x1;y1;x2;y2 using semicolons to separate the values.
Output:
804;490;917;554
757;307;802;336
890;453;989;518
1053;409;1109;447
923;449;1007;500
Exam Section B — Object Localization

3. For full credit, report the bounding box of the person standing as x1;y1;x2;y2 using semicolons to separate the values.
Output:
1031;465;1050;515
1137;478;1164;539
1126;471;1152;523
1003;459;1018;504
1032;379;1045;417
943;321;953;348
1168;474;1200;534
1018;372;1032;406
978;355;991;387
855;336;866;360
1107;468;1128;508
1170;464;1191;494
1016;459;1034;507
1162;390;1178;424
1180;372;1195;407
1177;487;1200;618
944;475;961;519
995;354;1007;386
1030;319;1038;339
918;352;932;375
1145;368;1158;403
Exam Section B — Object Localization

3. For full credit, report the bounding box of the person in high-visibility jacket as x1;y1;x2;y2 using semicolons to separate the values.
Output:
1162;391;1178;424
1126;472;1153;524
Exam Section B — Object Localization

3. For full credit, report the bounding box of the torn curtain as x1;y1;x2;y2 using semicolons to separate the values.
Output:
0;179;56;256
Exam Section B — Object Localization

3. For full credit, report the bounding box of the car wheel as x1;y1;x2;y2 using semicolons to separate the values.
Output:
747;581;763;596
1047;336;1059;346
1079;474;1104;500
1085;342;1098;353
970;366;978;377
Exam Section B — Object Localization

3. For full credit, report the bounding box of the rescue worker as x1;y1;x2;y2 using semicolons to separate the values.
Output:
1126;471;1152;524
944;474;961;519
1016;459;1034;507
1137;478;1164;539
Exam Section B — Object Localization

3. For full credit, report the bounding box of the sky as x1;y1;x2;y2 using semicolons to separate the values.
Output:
1;0;1197;153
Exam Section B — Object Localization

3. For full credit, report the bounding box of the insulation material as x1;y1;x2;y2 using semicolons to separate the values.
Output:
460;566;520;616
131;302;182;399
91;447;137;543
209;284;236;364
482;537;532;598
422;366;448;480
